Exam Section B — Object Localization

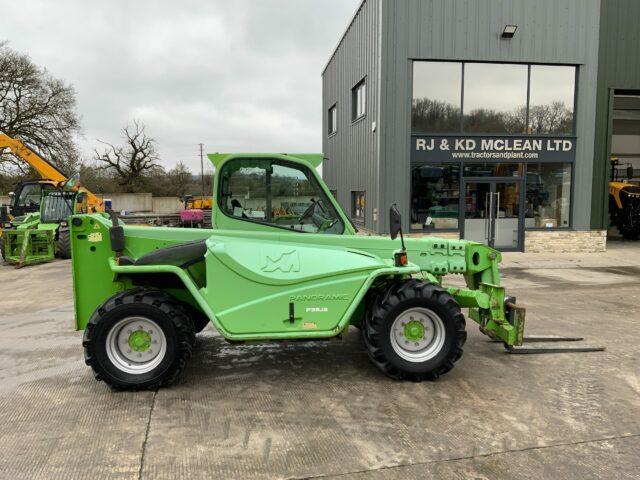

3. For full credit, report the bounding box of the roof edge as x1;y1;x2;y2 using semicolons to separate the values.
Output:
321;0;369;75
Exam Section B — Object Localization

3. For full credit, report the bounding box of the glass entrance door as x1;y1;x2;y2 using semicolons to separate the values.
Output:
463;180;522;250
493;182;521;249
463;182;492;245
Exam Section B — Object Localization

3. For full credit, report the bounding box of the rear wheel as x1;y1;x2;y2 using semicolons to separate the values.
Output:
613;198;640;240
83;289;195;390
617;216;640;240
363;280;466;381
0;234;5;260
55;226;71;259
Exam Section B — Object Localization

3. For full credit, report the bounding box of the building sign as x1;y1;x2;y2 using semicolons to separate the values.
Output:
411;135;576;162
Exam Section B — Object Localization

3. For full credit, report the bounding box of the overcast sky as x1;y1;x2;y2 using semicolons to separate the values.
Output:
3;0;360;172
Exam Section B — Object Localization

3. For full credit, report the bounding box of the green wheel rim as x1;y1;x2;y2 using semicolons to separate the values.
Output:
128;330;152;352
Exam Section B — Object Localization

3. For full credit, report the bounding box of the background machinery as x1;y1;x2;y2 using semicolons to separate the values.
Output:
0;132;104;266
609;156;640;240
179;195;212;228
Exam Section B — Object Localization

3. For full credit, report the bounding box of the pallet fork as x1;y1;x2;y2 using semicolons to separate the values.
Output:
496;302;605;354
4;228;54;269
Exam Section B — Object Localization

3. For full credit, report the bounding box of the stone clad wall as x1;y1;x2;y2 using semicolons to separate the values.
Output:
525;230;607;253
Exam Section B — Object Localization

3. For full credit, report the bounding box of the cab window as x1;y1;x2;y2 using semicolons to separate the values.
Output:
219;159;345;234
15;183;56;208
16;183;44;207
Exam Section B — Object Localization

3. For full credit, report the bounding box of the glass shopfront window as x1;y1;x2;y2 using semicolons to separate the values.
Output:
411;163;461;230
412;61;576;137
412;62;462;133
463;63;528;133
410;61;576;244
463;163;523;178
525;163;572;228
528;65;576;135
351;191;365;223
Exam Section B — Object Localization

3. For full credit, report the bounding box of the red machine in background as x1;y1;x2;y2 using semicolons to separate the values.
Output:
179;195;212;228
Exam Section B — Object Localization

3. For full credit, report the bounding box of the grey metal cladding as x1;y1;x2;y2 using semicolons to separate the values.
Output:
379;0;601;233
325;0;601;233
591;0;640;229
322;0;381;231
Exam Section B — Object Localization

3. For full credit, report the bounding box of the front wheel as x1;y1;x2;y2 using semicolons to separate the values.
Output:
83;289;195;390
363;280;466;381
55;226;71;259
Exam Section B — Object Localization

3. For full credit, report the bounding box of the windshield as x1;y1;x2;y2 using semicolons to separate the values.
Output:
15;184;44;207
220;159;345;234
41;191;74;223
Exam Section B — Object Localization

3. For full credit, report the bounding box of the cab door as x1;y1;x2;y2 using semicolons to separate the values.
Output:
215;157;348;235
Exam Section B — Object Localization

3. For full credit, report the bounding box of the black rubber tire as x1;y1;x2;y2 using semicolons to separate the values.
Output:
83;289;196;390
619;221;640;240
0;234;5;261
182;302;210;333
363;279;466;381
55;226;71;259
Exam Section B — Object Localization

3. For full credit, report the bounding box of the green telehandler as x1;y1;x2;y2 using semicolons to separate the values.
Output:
2;176;90;267
0;132;105;267
70;153;602;390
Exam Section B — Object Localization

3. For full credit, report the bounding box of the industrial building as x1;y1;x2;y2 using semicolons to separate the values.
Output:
322;0;640;252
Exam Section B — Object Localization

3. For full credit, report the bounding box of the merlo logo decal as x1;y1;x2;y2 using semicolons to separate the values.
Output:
261;249;300;273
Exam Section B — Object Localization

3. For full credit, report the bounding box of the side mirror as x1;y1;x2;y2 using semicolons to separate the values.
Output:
389;204;407;266
107;209;125;255
389;204;402;240
627;165;634;180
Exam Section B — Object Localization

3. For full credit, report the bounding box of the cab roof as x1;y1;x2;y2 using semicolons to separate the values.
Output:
207;153;323;170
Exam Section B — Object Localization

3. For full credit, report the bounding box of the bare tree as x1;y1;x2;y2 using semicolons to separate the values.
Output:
167;161;192;197
0;42;81;175
529;101;573;135
94;121;163;189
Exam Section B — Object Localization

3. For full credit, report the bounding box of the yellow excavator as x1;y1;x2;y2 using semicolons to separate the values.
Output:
0;132;104;266
609;156;640;240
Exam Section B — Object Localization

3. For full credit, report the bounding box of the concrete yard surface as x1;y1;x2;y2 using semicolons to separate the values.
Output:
0;242;639;479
